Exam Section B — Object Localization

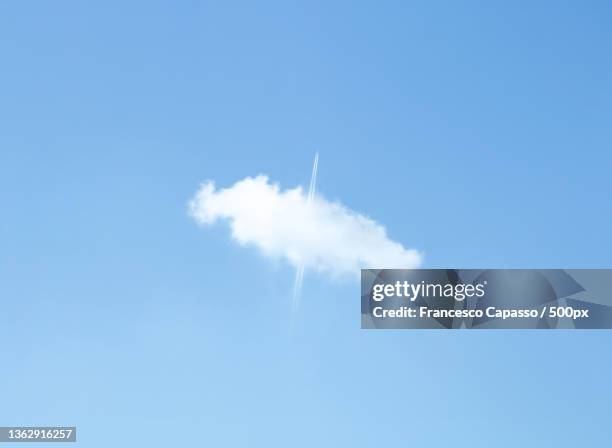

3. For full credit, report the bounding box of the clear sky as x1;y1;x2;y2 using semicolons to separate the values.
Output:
1;1;611;446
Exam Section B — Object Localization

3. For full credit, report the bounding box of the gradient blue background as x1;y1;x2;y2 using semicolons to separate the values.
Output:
1;1;611;446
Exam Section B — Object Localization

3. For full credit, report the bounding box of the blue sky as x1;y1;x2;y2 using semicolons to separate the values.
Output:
1;1;611;446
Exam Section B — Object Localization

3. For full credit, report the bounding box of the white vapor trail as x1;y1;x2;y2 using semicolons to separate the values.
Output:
292;152;319;314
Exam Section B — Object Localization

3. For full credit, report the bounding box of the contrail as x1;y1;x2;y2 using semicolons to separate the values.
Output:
307;151;318;202
291;152;318;315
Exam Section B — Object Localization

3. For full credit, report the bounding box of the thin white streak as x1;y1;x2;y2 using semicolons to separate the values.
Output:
291;265;304;315
291;152;319;314
307;152;318;201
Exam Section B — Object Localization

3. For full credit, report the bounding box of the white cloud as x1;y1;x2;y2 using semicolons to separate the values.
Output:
189;175;422;277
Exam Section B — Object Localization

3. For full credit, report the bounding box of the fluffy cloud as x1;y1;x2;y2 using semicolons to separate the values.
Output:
189;176;422;277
